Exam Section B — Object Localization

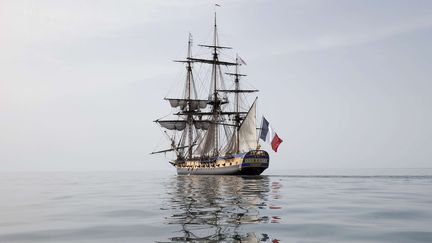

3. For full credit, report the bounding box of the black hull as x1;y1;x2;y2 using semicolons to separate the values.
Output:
232;166;267;175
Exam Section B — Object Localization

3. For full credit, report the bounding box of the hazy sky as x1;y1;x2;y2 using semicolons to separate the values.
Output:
1;0;431;172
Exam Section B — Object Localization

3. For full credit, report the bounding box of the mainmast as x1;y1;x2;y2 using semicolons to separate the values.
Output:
212;12;220;156
186;34;194;159
188;12;236;157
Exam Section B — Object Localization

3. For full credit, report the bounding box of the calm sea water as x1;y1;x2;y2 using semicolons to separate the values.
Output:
1;169;432;242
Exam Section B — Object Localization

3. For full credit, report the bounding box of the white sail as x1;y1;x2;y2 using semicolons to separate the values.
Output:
221;129;237;154
193;124;216;156
220;99;257;154
238;100;257;152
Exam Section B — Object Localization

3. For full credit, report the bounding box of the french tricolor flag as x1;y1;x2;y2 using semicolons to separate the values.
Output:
259;116;283;152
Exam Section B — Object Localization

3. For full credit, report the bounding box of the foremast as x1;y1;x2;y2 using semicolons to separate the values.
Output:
185;35;194;159
153;34;210;159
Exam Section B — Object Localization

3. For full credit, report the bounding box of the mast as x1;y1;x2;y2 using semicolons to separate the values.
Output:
191;11;236;157
224;57;257;154
186;34;193;159
226;58;246;153
212;12;219;156
234;58;240;153
154;34;213;159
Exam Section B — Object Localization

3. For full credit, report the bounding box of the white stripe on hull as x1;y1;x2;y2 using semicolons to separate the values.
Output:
177;164;242;175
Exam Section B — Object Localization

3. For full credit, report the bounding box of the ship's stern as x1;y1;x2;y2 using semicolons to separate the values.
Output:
239;150;269;175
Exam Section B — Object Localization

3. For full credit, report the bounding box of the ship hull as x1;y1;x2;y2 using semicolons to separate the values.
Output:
175;150;269;175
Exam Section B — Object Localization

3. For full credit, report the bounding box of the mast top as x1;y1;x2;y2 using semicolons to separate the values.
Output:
188;33;193;58
214;11;217;28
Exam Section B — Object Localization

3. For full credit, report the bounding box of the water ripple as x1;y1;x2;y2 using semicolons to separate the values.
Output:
0;171;431;242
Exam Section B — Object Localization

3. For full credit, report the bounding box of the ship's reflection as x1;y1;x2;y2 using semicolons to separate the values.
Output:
162;175;281;242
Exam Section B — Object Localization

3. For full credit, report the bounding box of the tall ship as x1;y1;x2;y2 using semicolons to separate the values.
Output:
152;13;280;175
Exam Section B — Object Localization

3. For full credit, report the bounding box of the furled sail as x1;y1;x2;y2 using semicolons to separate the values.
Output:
157;120;212;131
194;120;211;130
157;120;186;131
165;98;209;110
